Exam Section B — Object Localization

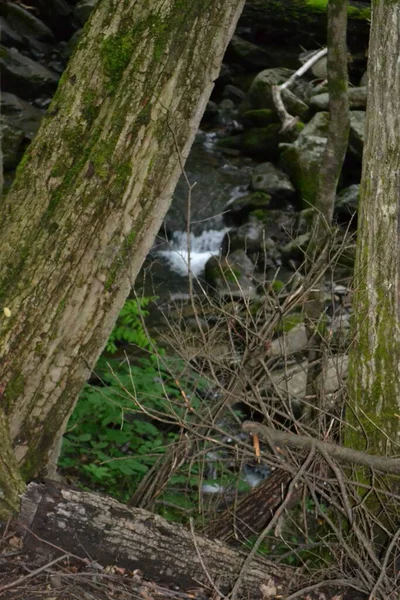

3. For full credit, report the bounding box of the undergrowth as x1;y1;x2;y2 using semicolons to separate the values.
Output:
59;295;205;508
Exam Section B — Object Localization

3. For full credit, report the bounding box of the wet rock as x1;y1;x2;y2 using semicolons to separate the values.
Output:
0;3;54;42
280;112;329;207
348;110;365;161
74;0;99;25
1;92;44;139
251;162;295;202
1;115;26;171
248;68;309;119
0;45;58;98
205;250;256;297
310;86;367;111
221;217;278;256
0;16;24;48
224;191;272;225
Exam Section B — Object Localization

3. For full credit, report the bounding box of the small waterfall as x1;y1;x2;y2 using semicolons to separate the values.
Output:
157;228;230;276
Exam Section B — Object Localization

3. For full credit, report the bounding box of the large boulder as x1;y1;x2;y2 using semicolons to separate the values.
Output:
241;123;282;158
224;192;272;225
205;250;256;297
0;45;58;98
310;87;367;111
226;35;277;69
0;3;54;42
1;92;44;140
248;68;309;119
251;162;296;203
1;116;26;171
280;112;330;207
348;110;365;161
74;0;100;25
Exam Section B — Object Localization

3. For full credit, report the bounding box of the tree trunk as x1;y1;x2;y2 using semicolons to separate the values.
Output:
0;0;245;515
348;0;400;453
19;481;291;599
305;0;349;423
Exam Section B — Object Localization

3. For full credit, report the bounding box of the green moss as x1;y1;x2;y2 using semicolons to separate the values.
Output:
242;124;281;158
271;279;285;293
277;313;304;333
82;89;100;126
242;109;278;127
100;32;136;92
4;373;25;412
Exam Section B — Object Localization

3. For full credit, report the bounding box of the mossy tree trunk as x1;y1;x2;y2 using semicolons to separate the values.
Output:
348;0;400;453
305;0;349;422
0;0;245;517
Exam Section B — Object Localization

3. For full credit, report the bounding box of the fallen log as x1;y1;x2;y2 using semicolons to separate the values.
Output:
17;481;291;599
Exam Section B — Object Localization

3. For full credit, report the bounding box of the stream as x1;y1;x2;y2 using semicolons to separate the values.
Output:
146;128;256;292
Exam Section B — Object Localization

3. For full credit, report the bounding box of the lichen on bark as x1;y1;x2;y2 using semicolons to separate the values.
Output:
348;0;400;454
0;0;246;512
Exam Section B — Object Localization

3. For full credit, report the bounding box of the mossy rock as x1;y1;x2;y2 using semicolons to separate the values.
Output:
248;67;309;119
216;135;243;150
242;108;278;127
225;191;272;225
242;123;281;158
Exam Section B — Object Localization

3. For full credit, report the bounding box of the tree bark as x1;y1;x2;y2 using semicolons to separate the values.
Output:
0;0;245;514
305;0;349;422
348;0;400;453
18;481;291;599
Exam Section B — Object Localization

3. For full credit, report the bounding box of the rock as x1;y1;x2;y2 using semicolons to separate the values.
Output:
0;3;54;42
203;101;219;121
217;135;243;151
280;112;329;207
222;219;271;255
251;162;295;202
269;324;308;357
61;28;82;61
271;354;348;403
241;123;281;158
0;17;24;48
226;35;276;69
335;184;359;220
248;68;309;119
221;212;295;256
224;192;272;225
360;70;368;86
241;108;278;127
310;87;367;111
348;110;365;161
222;84;246;104
0;45;58;98
74;0;99;25
0;92;44;139
1;115;26;171
281;233;310;265
205;250;256;297
26;0;75;41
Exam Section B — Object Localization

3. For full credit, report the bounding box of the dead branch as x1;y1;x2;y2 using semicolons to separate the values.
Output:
242;422;400;473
